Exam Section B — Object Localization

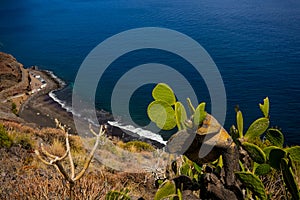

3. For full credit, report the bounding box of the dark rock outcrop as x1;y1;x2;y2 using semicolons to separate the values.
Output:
0;52;23;92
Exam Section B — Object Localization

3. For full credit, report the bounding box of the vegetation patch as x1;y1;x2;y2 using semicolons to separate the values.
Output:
0;124;12;148
11;102;18;115
118;140;155;152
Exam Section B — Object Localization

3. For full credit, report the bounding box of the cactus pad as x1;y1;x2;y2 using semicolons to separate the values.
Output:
235;172;267;200
236;110;243;138
259;97;269;118
266;128;284;147
255;164;271;176
242;142;266;164
286;146;300;163
152;83;176;105
175;102;187;130
154;180;177;200
268;148;286;170
193;102;206;127
281;158;300;200
244;117;269;141
147;100;176;130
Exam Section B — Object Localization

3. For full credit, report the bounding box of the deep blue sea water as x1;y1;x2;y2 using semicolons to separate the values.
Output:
1;0;300;144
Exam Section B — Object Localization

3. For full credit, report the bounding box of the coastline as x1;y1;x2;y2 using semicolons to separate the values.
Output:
18;69;165;148
19;69;77;132
0;52;165;148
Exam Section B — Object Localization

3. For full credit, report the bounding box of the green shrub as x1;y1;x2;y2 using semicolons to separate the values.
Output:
14;134;33;150
122;141;155;152
11;102;18;115
0;124;12;148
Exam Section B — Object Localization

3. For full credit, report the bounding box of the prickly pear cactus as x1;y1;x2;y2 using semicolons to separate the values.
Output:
281;158;300;200
154;180;177;200
266;128;284;147
147;83;178;130
186;97;195;114
147;87;300;200
244;117;269;141
175;102;187;130
268;148;286;170
242;142;266;164
263;146;279;160
147;100;176;130
152;83;176;105
193;102;206;127
286;146;300;162
235;172;267;200
259;97;269;118
105;189;131;200
254;163;271;176
236;110;243;138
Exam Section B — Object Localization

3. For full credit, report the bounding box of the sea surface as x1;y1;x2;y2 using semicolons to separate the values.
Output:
1;0;300;144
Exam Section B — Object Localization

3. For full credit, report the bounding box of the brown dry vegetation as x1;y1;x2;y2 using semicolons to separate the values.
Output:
0;122;157;199
1;120;299;199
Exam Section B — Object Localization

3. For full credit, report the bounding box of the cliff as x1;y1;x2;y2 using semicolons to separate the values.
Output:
0;52;23;91
0;52;30;122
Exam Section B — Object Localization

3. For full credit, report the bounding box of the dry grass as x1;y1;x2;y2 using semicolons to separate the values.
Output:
8;130;35;150
2;121;300;199
0;122;157;199
262;170;287;199
0;147;156;199
47;138;66;157
1;161;113;199
1;120;36;134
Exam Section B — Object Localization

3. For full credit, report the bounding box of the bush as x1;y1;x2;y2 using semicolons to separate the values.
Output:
13;132;34;150
0;124;12;148
121;141;155;152
11;102;18;115
0;123;35;150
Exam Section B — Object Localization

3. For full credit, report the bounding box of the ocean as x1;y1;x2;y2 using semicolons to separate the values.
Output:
1;0;299;144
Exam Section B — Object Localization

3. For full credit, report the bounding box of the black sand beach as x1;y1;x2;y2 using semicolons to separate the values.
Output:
18;70;165;148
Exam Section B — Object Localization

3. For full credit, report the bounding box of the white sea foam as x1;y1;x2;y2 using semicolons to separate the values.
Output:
46;70;77;116
44;70;66;87
49;91;102;127
49;91;72;113
108;121;167;145
47;70;166;145
50;89;166;145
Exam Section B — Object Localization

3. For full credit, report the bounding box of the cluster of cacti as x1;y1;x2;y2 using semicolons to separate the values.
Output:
147;83;300;200
232;97;300;199
35;120;105;200
147;83;206;131
153;155;202;200
46;83;299;199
